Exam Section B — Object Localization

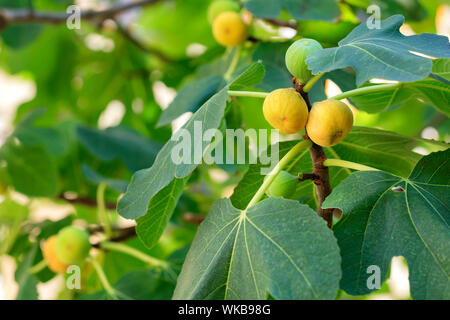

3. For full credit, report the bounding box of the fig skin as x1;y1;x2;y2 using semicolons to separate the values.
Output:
42;236;68;273
266;171;298;199
285;38;323;84
306;99;354;147
55;226;91;265
212;11;248;47
207;0;240;24
263;88;309;134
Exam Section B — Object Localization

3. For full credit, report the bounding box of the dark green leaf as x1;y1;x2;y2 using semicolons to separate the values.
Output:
323;149;450;299
307;15;450;86
77;126;162;172
173;198;341;299
244;0;340;22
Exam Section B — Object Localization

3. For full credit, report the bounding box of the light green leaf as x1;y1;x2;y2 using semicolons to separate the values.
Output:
323;149;450;299
136;177;187;249
307;15;450;86
350;59;450;115
173;197;341;299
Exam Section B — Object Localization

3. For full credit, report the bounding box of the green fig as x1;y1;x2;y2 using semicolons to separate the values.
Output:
55;226;91;265
285;38;323;84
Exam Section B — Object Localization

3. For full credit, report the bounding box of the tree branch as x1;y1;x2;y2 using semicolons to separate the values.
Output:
294;79;334;228
115;21;172;62
0;0;161;24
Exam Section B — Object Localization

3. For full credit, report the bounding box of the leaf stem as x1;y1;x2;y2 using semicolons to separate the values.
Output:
29;259;47;274
97;183;112;238
323;159;379;171
228;90;269;98
100;241;169;268
224;46;241;81
88;256;118;300
303;72;324;93
330;83;401;100
245;140;312;210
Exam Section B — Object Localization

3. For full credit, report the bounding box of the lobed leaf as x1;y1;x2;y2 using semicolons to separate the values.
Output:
307;15;450;86
324;149;450;299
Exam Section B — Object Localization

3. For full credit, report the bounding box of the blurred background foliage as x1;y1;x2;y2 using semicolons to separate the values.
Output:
0;0;448;300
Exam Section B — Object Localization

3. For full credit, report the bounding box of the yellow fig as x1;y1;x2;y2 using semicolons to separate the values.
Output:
306;99;353;147
212;11;248;47
263;88;309;134
42;236;68;274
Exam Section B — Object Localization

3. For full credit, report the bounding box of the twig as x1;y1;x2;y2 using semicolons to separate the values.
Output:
115;21;172;62
182;213;206;225
298;173;320;182
58;194;116;210
0;0;161;24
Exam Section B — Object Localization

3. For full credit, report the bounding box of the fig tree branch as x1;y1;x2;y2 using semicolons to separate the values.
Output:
295;81;334;228
0;0;161;25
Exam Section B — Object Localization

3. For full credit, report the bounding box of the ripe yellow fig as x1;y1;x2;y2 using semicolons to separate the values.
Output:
212;11;248;47
306;100;354;147
207;0;240;24
42;236;68;273
55;226;91;265
263;88;309;134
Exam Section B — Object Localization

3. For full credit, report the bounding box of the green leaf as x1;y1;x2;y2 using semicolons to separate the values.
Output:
231;127;444;211
173;198;341;299
157;75;224;127
229;62;266;90
244;0;340;22
136;177;187;249
1;141;59;197
307;15;450;86
82;164;128;192
432;58;450;81
15;244;39;300
118;64;259;220
77;126;162;172
114;269;176;300
350;60;450;115
323;149;450;299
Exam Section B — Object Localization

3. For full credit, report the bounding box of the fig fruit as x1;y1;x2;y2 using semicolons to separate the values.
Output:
263;88;309;134
266;171;298;199
207;0;240;24
55;226;91;265
306;99;354;147
285;38;323;84
212;11;248;47
42;236;68;273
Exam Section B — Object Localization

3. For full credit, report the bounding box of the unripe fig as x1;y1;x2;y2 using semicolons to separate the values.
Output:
207;0;240;24
285;39;323;84
212;11;248;47
55;226;91;265
42;236;68;273
266;171;298;199
263;88;309;134
306;99;354;147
